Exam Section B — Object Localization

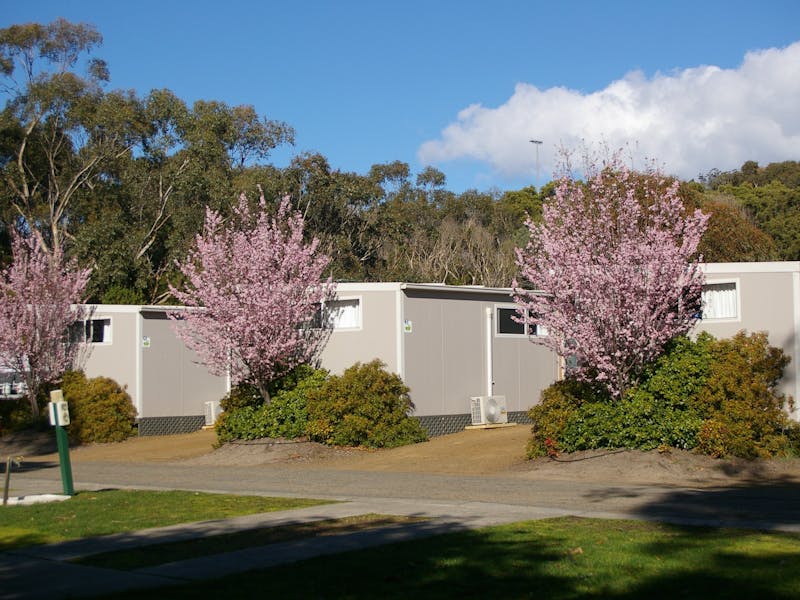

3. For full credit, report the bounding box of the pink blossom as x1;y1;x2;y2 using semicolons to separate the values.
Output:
0;232;91;417
514;156;708;397
170;190;334;402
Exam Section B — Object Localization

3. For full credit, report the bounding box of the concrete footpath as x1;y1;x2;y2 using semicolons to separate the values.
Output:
4;493;800;600
4;461;800;599
1;496;619;600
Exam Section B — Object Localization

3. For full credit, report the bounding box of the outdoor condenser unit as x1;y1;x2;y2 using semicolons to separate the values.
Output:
204;400;222;426
470;396;508;425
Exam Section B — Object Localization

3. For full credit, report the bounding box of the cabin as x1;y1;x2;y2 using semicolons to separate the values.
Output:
318;282;559;435
697;262;800;413
79;305;228;435
77;261;800;435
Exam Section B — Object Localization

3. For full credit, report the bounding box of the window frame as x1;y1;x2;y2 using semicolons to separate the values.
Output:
323;296;363;331
701;279;741;322
494;304;547;338
73;317;113;345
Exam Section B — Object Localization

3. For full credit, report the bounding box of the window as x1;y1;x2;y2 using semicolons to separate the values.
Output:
71;318;112;344
702;281;739;320
316;298;362;330
496;306;547;337
329;299;361;329
497;307;525;335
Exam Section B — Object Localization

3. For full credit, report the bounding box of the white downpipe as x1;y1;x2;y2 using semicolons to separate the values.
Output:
485;307;493;397
135;310;143;416
395;289;404;379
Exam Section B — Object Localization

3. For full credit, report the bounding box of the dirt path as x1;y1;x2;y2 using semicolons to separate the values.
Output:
2;429;218;463
9;424;800;488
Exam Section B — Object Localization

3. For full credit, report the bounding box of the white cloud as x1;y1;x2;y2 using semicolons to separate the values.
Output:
418;41;800;182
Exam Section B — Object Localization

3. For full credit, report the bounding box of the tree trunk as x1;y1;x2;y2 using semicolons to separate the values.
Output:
256;381;271;406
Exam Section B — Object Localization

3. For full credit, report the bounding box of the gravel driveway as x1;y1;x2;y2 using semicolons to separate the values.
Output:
7;426;800;531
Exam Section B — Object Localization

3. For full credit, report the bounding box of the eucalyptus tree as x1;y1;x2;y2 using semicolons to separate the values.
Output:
1;19;296;303
282;153;384;281
0;18;140;256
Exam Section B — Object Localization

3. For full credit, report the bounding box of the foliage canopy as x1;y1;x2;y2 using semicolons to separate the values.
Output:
514;155;708;396
170;191;333;403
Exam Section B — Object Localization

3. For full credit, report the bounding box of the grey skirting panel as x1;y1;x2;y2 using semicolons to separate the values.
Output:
138;415;205;436
415;410;532;437
136;411;533;437
415;413;472;437
508;410;533;425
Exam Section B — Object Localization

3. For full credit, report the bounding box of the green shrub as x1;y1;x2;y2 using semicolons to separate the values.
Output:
268;368;328;438
694;331;793;458
267;364;321;399
306;360;428;448
636;334;714;407
219;383;263;412
62;371;137;444
214;405;271;443
551;335;710;454
527;379;597;457
559;390;703;453
0;379;57;432
527;331;795;459
0;396;38;433
215;366;328;443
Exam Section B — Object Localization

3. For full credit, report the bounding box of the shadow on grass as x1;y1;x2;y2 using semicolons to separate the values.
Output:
103;517;800;600
0;531;53;551
608;524;800;599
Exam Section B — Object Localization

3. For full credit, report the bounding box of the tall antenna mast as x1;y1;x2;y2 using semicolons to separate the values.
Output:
530;139;543;188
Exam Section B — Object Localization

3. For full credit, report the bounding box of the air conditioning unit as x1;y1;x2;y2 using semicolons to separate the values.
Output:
470;395;508;425
204;400;222;426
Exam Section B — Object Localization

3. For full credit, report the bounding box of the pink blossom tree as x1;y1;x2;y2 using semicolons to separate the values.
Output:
0;231;91;417
170;189;334;403
513;156;709;397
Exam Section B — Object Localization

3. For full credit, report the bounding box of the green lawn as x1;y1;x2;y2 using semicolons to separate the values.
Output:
4;491;800;599
107;517;800;600
0;489;332;550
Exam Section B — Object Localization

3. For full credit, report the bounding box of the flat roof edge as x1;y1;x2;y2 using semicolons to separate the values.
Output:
400;283;515;295
78;304;187;313
703;261;800;274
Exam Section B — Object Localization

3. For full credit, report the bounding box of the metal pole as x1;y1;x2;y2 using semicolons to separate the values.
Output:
49;391;75;496
485;307;494;397
530;139;543;187
54;412;74;495
3;457;11;505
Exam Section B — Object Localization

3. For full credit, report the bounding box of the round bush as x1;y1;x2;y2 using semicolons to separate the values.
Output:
219;382;263;412
268;368;328;438
527;379;596;457
693;331;793;458
306;360;428;448
62;371;137;443
215;366;328;443
527;331;795;459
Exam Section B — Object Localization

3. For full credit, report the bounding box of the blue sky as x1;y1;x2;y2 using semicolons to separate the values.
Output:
4;1;799;192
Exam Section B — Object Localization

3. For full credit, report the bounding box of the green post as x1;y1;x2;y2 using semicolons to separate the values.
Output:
54;417;74;496
50;390;74;496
